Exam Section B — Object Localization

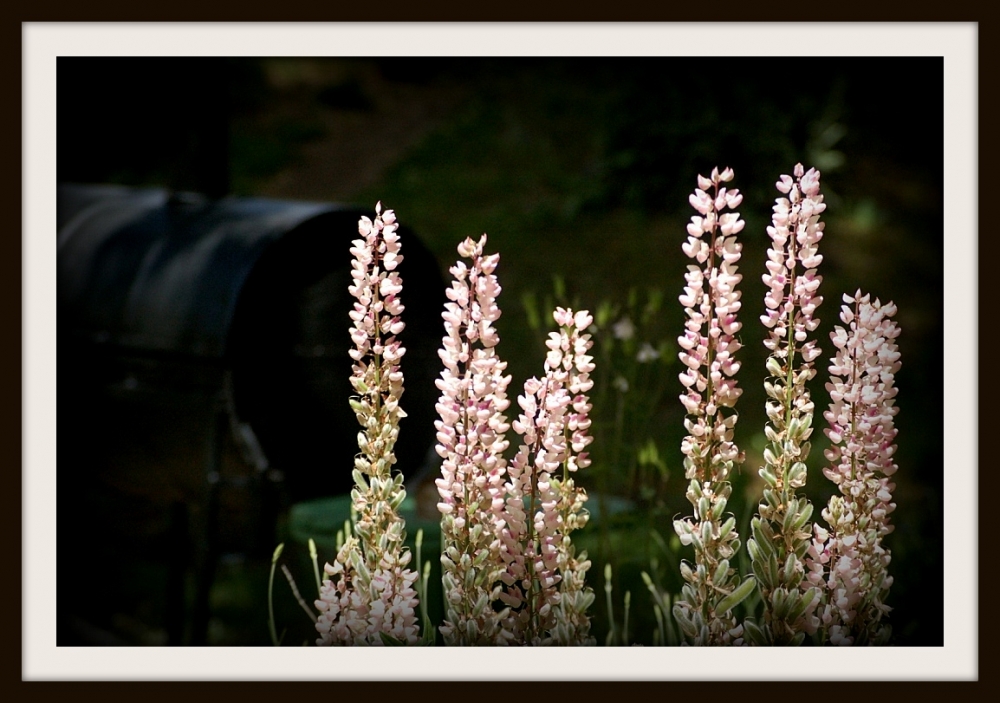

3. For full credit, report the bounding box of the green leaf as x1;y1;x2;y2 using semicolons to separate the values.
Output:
719;516;736;540
782;500;799;534
716;576;756;616
743;617;768;646
352;468;368;491
522;291;541;330
552;273;566;300
782;553;799;585
788;587;820;624
379;632;407;646
750;519;773;558
791;502;815;531
766;356;784;377
712;559;730;588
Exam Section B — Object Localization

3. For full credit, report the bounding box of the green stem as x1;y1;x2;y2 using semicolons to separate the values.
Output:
309;538;321;598
850;298;861;482
526;423;539;644
268;543;284;647
781;232;798;499
623;590;631;646
604;563;616;646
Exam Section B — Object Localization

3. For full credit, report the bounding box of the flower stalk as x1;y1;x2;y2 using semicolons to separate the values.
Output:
744;164;825;645
806;291;901;645
314;203;420;646
503;307;597;645
434;234;514;645
435;234;597;645
672;167;753;646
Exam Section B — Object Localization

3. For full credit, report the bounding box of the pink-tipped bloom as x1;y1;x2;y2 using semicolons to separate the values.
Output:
678;169;744;477
673;167;748;646
315;540;420;646
315;202;419;646
504;307;596;645
761;163;825;366
745;164;826;645
434;234;514;645
806;290;901;645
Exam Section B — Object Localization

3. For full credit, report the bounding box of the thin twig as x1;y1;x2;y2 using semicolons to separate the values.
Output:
282;564;318;623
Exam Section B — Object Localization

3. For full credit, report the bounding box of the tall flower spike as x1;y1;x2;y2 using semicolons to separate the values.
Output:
673;166;754;646
806;291;901;645
744;164;825;646
314;203;420;646
434;234;515;645
503;307;597;645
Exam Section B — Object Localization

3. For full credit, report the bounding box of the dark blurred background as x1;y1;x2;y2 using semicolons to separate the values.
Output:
56;57;943;646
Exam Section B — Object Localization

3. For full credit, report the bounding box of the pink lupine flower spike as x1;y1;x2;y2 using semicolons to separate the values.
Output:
314;203;420;646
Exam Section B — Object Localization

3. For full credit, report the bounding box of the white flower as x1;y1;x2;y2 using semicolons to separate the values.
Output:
612;317;635;340
636;342;660;363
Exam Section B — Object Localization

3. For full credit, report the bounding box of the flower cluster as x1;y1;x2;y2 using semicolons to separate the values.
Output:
434;234;515;645
672;167;753;646
315;203;420;646
314;538;420;645
279;156;910;649
434;235;597;645
806;291;901;645
745;164;825;645
760;165;825;364
503;308;597;645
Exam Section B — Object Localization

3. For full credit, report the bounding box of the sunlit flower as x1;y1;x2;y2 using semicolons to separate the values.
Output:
434;233;514;645
673;167;749;646
316;202;419;646
806;290;901;645
745;164;825;645
504;307;596;645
